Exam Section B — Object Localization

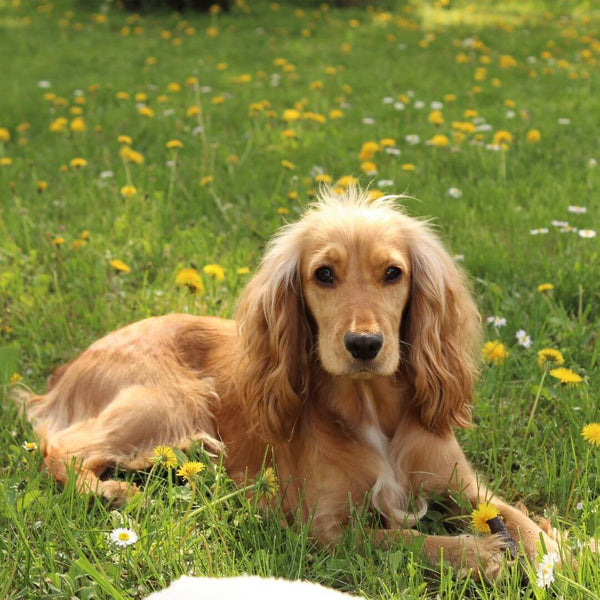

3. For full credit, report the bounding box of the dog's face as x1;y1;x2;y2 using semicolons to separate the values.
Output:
301;219;411;378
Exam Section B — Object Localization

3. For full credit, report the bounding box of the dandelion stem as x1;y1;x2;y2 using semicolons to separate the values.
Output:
525;368;547;435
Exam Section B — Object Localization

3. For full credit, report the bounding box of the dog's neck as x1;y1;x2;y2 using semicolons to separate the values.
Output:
317;374;411;440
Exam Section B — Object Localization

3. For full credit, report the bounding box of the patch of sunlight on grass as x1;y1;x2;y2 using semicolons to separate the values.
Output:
417;1;545;30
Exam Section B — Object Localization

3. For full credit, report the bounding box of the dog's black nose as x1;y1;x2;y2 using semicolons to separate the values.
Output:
344;333;383;360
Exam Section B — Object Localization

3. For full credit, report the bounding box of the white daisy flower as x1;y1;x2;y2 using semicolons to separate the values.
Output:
516;329;532;348
536;552;559;588
557;117;571;125
567;205;587;214
377;179;394;188
414;100;425;109
406;89;415;97
576;502;584;510
527;56;538;64
453;254;465;261
430;101;443;110
362;117;375;125
99;170;114;179
109;528;138;548
405;134;420;145
448;187;462;198
530;228;549;235
506;110;516;118
588;158;597;168
551;220;569;228
38;80;51;88
487;316;507;328
394;102;406;111
382;96;394;104
22;441;38;451
578;229;596;238
385;147;401;156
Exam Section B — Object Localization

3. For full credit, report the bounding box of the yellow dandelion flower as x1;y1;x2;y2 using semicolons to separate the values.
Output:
167;82;181;93
203;264;225;282
582;423;600;447
472;502;500;534
429;134;450;147
187;105;200;117
10;372;23;384
70;117;86;132
277;207;289;215
81;230;90;240
361;161;377;173
175;268;205;294
118;135;132;145
367;190;385;201
177;461;205;481
109;259;131;273
120;185;137;199
120;147;145;164
37;181;48;193
549;367;583;386
493;130;513;146
0;128;10;142
151;445;178;469
49;117;68;133
428;110;444;125
227;154;239;165
537;283;554;292
200;175;214;186
526;129;541;143
329;109;343;119
482;341;509;365
237;267;250;275
401;163;416;171
281;160;295;170
337;175;359;187
379;138;395;147
138;106;155;118
282;129;296;139
282;109;301;122
116;91;130;100
166;139;184;149
255;467;279;501
538;349;564;369
69;158;88;169
315;174;332;184
52;237;65;246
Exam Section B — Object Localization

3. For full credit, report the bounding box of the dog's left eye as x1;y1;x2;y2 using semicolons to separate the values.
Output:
384;267;402;282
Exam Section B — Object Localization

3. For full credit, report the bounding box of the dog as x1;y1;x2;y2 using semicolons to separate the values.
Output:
23;187;563;579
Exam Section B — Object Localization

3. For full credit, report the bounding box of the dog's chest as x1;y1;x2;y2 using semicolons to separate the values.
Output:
358;387;424;526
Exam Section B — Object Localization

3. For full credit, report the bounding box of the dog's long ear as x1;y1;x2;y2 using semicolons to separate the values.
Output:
402;223;481;435
235;224;311;443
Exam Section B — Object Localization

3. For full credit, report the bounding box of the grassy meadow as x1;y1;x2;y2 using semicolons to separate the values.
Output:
1;0;600;597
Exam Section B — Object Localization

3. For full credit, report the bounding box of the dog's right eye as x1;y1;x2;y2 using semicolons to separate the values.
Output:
315;266;334;285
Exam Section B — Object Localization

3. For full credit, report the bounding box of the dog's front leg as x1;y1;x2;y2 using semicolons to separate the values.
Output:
407;431;564;566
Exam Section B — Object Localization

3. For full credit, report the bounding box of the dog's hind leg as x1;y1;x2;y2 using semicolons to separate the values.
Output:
43;382;221;502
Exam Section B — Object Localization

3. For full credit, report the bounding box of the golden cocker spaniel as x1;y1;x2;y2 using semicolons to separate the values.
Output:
24;188;564;578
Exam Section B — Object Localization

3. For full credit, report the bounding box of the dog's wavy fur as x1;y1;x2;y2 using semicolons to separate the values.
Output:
23;188;564;578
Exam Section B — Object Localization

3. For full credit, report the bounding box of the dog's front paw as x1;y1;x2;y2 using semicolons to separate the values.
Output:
454;534;513;581
99;480;138;504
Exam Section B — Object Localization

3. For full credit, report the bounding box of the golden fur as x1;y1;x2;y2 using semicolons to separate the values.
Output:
24;188;564;578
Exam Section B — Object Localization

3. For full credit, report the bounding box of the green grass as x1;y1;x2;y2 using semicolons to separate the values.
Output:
1;0;599;597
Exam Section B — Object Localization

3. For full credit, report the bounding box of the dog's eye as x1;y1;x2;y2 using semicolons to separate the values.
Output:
384;266;402;282
315;266;334;285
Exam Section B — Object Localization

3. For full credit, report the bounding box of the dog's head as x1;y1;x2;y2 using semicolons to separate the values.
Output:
236;188;480;440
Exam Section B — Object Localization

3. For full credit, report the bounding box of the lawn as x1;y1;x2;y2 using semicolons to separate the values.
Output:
1;0;599;597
